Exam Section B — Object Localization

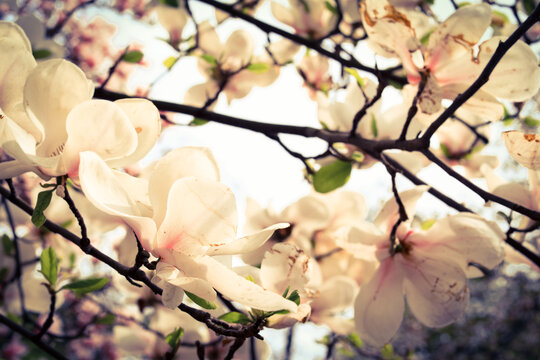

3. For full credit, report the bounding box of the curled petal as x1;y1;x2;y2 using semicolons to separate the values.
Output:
355;258;405;347
156;177;237;256
206;223;289;256
503;130;540;170
402;253;469;327
149;147;220;227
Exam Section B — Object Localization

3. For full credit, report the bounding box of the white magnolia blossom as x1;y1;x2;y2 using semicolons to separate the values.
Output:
340;186;505;346
361;1;540;116
78;147;298;313
0;22;161;180
155;2;188;49
271;0;338;39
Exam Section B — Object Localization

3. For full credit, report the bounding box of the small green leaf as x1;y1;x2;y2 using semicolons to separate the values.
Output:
201;54;217;65
425;0;434;4
282;285;291;298
371;115;378;138
299;0;310;12
59;278;109;296
351;151;365;163
0;267;9;281
345;68;364;88
246;274;255;283
523;116;540;127
381;344;396;359
123;50;144;63
348;332;363;348
287;289;300;306
95;313;115;325
189;117;209;126
491;10;510;24
320;121;330;130
33;49;52;59
247;63;270;74
166;327;184;350
219;312;252;324
2;234;14;256
160;0;179;6
420;30;433;45
185;291;217;309
32;189;54;227
163;56;178;69
420;219;436;230
388;79;404;89
40;247;59;286
313;160;353;193
439;143;451;158
324;1;338;14
458;2;471;7
68;252;77;270
522;0;535;15
7;312;22;325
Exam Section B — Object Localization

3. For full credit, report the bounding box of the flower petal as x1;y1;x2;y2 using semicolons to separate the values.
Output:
354;258;405;347
0;20;31;51
155;177;237;256
148;147;220;227
502;130;540;170
374;185;429;233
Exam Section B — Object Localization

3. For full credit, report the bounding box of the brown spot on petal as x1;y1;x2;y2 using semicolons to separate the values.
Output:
135;127;143;134
524;134;536;141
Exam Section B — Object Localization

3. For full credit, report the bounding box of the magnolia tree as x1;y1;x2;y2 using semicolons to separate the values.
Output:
0;0;540;359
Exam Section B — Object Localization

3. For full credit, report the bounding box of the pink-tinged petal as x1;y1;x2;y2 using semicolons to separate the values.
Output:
260;243;321;296
271;2;296;29
0;21;31;51
78;151;157;249
401;253;469;327
354;258;405;347
155;177;237;256
24;59;93;159
62;100;138;177
198;22;222;59
374;185;429;233
282;195;331;230
183;82;220;109
339;221;385;250
478;37;540;101
311;276;358;313
206;223;289;256
223;30;253;69
155;5;189;45
148;147;220;226
112;99;161;166
503;131;540;170
427;4;491;71
164;251;298;312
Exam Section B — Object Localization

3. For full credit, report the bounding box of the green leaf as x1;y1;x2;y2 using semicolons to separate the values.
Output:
351;151;365;163
68;252;77;270
388;79;404;90
160;0;179;6
40;247;59;286
299;0;310;12
163;56;178;70
33;48;52;59
348;332;363;348
371;115;378;137
201;54;217;65
2;234;14;256
313;160;353;193
381;344;396;359
491;10;510;24
0;267;8;282
166;327;184;350
247;63;270;74
458;1;471;7
425;0;434;4
287;289;300;306
439;143;451;158
189;117;209;126
246;274;255;283
59;277;109;296
7;312;22;325
324;1;338;14
95;313;115;325
420;30;433;45
219;311;252;324
345;68;364;88
523;116;540;127
185;291;217;309
420;219;436;230
522;0;535;15
123;50;144;63
32;189;54;228
282;285;291;298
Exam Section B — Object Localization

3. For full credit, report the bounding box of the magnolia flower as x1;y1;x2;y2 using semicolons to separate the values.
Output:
341;186;504;346
185;22;279;107
271;0;338;39
503;131;540;170
0;58;160;180
78;147;298;312
155;2;188;50
361;1;540;116
298;54;333;99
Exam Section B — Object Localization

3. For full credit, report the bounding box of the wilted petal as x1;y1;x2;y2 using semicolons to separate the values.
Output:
478;37;540;101
165;251;298;312
502;131;540;170
62;100;138;177
78;151;157;249
155;177;237;256
206;223;289;256
355;258;405;347
149;147;220;227
402;253;469;327
24;59;93;158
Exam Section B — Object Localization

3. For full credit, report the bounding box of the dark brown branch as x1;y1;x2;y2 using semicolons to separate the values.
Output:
34;286;57;339
61;178;90;252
